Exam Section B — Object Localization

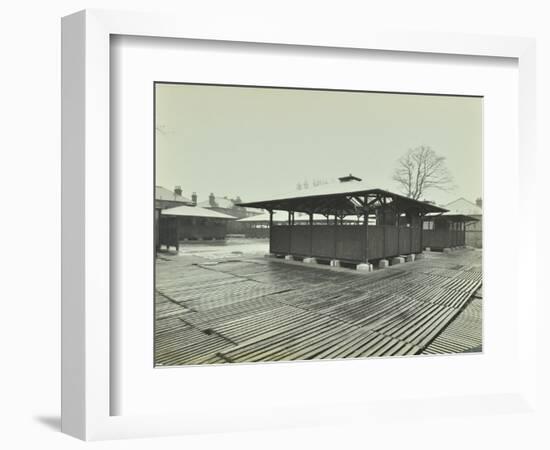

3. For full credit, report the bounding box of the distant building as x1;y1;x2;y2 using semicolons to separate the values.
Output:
197;193;263;235
158;205;236;251
443;197;483;248
154;187;236;250
197;193;260;219
422;212;478;250
155;185;194;210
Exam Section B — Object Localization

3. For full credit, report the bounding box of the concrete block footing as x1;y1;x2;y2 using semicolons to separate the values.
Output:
356;263;373;272
405;254;415;262
303;257;317;264
443;248;452;253
425;247;431;252
415;253;425;260
378;259;389;269
330;259;341;267
284;255;295;261
392;257;405;265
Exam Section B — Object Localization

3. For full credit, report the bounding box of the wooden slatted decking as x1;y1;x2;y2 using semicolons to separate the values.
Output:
155;249;482;365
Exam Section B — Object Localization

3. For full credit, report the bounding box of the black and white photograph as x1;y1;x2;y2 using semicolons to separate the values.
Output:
154;83;483;366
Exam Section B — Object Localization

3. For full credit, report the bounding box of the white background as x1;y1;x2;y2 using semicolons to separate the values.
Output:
0;1;548;449
113;36;520;417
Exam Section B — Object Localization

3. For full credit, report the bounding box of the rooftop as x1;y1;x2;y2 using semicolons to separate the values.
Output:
444;197;482;216
237;176;447;215
155;186;193;204
160;205;237;220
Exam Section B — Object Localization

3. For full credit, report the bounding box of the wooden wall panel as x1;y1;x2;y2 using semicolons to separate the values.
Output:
367;226;385;260
335;226;363;261
271;225;290;254
290;226;312;256
312;226;336;259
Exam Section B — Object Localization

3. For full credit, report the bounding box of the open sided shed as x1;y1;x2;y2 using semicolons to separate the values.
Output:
422;212;479;250
237;175;446;265
157;205;236;251
236;211;338;238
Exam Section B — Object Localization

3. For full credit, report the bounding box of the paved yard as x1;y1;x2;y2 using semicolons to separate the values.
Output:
155;246;482;366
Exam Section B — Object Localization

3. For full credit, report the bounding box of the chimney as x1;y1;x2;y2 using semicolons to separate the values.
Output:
209;193;216;207
191;192;197;205
475;197;482;208
174;185;182;197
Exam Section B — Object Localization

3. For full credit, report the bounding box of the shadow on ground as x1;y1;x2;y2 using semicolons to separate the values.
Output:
34;415;61;431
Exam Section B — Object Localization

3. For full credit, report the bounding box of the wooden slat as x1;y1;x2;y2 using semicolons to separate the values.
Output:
155;249;482;365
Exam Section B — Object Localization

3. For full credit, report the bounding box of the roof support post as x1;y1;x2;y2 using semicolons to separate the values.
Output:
269;210;273;253
309;212;313;256
362;209;369;263
419;212;424;252
397;213;401;256
175;217;180;252
288;211;293;254
409;212;413;254
333;213;338;260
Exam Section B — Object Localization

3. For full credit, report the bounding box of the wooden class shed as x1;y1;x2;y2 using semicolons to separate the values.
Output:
422;212;479;251
236;211;335;238
157;205;236;251
237;175;447;266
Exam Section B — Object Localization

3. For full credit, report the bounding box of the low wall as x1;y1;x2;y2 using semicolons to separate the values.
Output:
423;229;466;249
270;224;421;262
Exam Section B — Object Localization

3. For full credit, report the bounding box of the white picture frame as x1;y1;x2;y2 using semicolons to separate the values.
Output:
61;9;538;441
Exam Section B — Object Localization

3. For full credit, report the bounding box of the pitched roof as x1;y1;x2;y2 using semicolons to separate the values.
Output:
444;197;482;216
160;205;237;220
155;186;192;204
237;179;447;215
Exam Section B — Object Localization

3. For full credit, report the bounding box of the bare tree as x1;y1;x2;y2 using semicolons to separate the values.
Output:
392;146;453;200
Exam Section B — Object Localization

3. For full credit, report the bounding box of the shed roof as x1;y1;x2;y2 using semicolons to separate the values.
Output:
155;186;192;204
237;178;447;215
161;205;237;220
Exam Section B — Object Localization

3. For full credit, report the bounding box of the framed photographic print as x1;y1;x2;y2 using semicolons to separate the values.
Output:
61;9;538;441
153;82;483;367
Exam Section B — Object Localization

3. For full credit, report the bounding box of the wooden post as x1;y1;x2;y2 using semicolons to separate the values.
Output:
309;212;313;256
397;212;400;256
333;213;338;259
269;210;273;253
420;213;424;253
288;211;292;254
363;209;369;263
409;212;413;254
175;218;180;252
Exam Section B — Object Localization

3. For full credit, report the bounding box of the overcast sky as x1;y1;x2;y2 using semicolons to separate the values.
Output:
155;83;482;206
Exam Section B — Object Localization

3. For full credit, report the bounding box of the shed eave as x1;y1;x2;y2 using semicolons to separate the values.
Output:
237;188;447;214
